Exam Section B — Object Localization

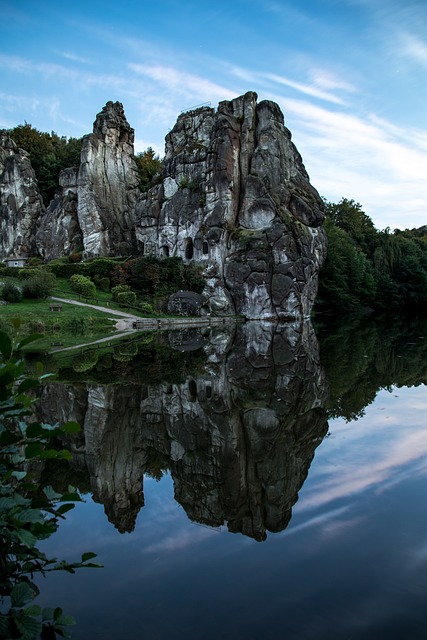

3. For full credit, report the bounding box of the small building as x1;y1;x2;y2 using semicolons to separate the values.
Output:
4;256;27;268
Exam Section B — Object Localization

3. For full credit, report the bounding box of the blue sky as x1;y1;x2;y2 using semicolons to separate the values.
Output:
1;0;426;230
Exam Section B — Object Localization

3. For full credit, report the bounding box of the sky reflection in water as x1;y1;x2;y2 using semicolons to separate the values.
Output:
36;384;427;640
35;320;427;640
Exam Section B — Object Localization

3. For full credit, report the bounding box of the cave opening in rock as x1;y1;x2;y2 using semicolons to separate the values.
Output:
185;237;194;260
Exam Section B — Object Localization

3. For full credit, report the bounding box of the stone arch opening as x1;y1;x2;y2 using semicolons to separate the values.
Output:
162;245;170;257
202;241;209;255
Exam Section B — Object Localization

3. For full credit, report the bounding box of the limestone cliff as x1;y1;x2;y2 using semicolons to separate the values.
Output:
77;101;140;256
0;131;44;256
135;92;327;319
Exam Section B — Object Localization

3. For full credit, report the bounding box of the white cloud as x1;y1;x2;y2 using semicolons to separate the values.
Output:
264;72;348;105
128;64;237;104
272;95;427;229
58;51;92;64
399;32;427;68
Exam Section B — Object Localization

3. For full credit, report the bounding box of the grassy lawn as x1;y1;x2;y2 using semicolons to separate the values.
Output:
51;278;159;318
0;298;116;351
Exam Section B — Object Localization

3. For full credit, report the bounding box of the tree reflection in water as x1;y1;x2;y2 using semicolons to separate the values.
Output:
35;315;427;540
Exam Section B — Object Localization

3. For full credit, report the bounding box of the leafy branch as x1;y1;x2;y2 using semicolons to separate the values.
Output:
0;329;101;639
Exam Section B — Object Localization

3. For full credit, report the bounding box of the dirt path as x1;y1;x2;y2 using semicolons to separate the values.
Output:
50;296;141;331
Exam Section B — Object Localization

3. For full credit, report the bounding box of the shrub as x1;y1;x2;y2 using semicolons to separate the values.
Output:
138;301;154;315
72;350;99;373
69;274;96;298
116;291;136;306
25;256;43;266
111;284;132;302
85;258;118;279
22;271;56;299
99;277;111;292
48;260;87;278
68;251;83;263
1;282;22;303
91;275;110;292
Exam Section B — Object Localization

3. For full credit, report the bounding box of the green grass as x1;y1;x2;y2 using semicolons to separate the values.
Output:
0;298;116;351
51;278;158;318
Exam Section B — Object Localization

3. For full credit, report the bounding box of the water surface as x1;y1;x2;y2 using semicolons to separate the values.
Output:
35;317;427;639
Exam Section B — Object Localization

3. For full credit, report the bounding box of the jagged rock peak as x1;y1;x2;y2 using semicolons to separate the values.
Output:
0;130;44;257
92;100;135;149
77;101;140;257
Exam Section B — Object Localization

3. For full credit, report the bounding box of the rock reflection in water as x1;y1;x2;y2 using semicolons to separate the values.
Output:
39;321;329;540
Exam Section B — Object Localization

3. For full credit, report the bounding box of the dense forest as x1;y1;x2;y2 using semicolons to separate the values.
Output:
6;124;427;316
316;199;427;315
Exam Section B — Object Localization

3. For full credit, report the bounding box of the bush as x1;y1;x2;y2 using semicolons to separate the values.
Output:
72;350;99;373
25;256;43;267
111;284;132;302
48;259;87;278
116;291;136;306
138;301;154;315
85;258;118;279
22;271;56;299
1;282;22;303
69;274;96;298
68;251;83;263
92;275;110;292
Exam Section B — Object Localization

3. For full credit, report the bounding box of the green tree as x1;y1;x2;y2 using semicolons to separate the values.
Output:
317;219;376;313
324;198;378;256
9;124;83;205
134;147;163;192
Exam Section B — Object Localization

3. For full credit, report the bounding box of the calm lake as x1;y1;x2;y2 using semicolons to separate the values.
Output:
34;315;427;640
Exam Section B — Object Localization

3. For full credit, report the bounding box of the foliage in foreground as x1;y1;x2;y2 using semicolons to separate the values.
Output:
0;328;101;639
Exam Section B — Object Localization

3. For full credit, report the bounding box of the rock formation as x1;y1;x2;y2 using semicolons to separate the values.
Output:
76;101;140;257
37;321;329;540
36;167;83;259
1;93;327;319
0;131;44;256
135;92;327;319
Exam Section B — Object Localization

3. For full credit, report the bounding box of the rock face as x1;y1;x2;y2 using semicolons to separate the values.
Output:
36;167;83;260
38;321;329;539
135;92;327;319
0;131;44;256
1;94;327;319
77;101;140;257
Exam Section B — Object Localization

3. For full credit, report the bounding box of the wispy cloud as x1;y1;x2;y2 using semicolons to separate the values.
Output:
399;32;427;68
264;72;349;105
58;51;92;64
272;95;427;228
128;64;237;103
299;389;427;513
